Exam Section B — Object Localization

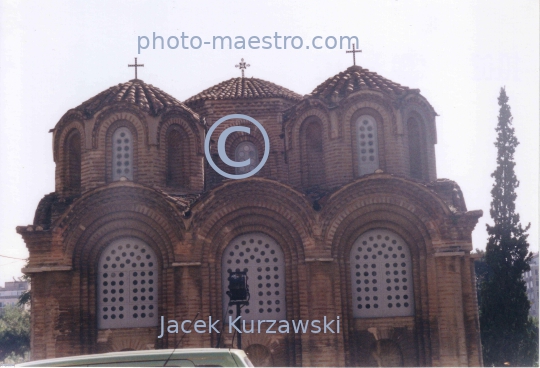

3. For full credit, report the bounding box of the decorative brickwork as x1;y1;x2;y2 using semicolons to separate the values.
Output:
18;67;483;366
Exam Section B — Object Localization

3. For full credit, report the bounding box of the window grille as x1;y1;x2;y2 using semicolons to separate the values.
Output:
350;229;414;318
112;127;133;181
356;115;379;175
235;141;259;175
97;238;158;329
222;233;285;321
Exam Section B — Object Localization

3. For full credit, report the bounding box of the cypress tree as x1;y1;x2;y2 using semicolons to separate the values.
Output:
479;87;537;366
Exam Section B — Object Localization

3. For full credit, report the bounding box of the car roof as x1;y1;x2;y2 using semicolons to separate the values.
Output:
16;348;246;367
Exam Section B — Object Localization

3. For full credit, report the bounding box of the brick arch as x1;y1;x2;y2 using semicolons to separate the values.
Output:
191;179;314;247
401;95;437;144
197;214;305;368
330;205;435;259
57;184;186;264
324;180;446;367
68;212;176;270
157;114;203;154
56;118;86;163
332;210;433;367
200;210;306;267
321;176;451;242
92;107;148;149
72;223;170;355
286;107;330;151
341;92;397;136
53;110;86;162
57;122;85;194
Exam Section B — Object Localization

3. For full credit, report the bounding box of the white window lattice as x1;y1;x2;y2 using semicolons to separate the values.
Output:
112;127;133;181
235;141;259;175
97;238;158;329
350;229;414;318
356;115;379;175
222;233;286;321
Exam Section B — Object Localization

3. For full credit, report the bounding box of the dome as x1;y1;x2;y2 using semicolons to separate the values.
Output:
310;65;414;101
185;77;302;106
75;79;199;119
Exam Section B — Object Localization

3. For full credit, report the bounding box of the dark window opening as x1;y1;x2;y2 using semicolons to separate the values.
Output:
302;119;324;187
66;130;81;192
407;118;426;180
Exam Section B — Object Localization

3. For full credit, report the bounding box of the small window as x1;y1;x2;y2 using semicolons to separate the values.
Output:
235;141;259;175
112;127;133;181
355;115;379;175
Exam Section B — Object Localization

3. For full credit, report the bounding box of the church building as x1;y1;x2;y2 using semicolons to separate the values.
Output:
17;56;483;366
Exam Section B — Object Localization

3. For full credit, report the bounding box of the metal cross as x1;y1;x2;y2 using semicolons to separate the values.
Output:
346;44;362;66
128;57;144;79
235;58;250;78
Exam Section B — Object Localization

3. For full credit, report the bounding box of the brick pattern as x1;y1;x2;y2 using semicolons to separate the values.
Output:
19;72;482;367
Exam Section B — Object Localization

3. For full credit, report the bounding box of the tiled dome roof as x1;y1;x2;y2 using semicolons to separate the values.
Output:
75;79;198;118
185;77;302;105
310;65;411;101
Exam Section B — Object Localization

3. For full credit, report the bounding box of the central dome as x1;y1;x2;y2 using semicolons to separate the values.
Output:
185;77;302;106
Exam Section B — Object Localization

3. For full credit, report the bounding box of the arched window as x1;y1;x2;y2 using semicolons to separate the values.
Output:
355;115;379;175
112;127;133;181
222;233;285;322
350;229;414;318
235;141;259;175
66;130;81;192
407;118;426;180
97;238;158;329
166;129;188;187
302;119;324;187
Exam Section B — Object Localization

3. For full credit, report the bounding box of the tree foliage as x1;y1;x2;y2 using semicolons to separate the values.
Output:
0;305;30;363
478;87;538;366
17;262;31;307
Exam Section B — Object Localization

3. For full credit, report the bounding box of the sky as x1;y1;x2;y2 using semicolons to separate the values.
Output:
0;0;538;286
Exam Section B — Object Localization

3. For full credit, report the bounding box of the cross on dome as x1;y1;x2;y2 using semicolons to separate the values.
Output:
235;58;250;78
346;44;362;66
128;57;144;80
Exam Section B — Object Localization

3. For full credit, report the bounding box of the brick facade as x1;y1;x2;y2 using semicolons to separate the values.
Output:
18;68;483;366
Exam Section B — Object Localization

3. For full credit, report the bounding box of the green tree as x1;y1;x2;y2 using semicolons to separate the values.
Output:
17;262;31;307
0;305;30;363
479;87;538;366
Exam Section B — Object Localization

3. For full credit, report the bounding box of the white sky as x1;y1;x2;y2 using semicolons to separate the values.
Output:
0;0;538;286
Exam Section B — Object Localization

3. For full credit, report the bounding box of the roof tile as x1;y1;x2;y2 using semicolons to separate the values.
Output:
310;65;410;101
75;79;198;118
185;77;302;105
